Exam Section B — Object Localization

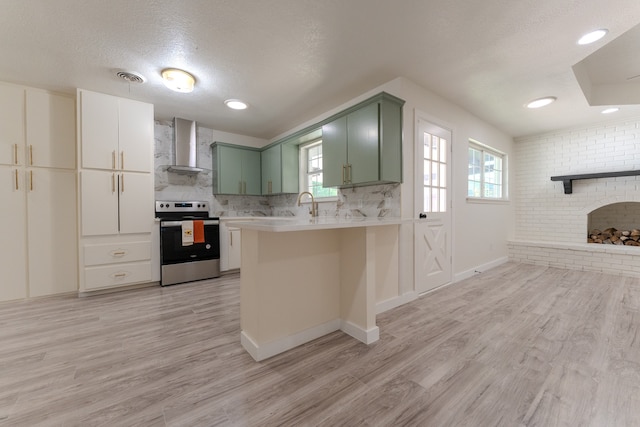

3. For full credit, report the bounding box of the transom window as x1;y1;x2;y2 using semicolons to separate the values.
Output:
300;140;338;199
468;140;506;199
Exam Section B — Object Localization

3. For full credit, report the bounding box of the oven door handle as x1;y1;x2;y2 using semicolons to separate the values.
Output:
161;220;219;228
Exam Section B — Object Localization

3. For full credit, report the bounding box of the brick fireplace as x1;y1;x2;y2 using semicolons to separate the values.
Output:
509;116;640;278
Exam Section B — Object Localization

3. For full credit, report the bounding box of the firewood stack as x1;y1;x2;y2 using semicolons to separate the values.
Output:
588;228;640;246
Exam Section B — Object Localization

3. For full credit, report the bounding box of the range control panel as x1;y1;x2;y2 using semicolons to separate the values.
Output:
155;201;209;214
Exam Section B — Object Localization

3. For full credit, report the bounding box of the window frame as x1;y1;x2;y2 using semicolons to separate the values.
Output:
467;139;508;202
299;139;338;202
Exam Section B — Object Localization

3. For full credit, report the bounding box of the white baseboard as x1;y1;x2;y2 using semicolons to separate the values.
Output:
241;319;342;362
340;320;379;344
376;292;418;314
453;256;509;283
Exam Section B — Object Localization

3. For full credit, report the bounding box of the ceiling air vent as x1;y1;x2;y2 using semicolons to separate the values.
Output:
115;70;146;84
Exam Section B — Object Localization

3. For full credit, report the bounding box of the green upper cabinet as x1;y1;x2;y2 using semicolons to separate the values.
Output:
261;144;281;195
322;92;404;187
261;141;299;195
211;142;261;195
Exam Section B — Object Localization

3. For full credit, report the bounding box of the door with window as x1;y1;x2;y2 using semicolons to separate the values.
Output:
415;119;452;293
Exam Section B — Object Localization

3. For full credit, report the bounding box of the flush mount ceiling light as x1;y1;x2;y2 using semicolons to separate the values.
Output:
578;29;608;45
526;96;557;109
161;68;195;93
224;99;248;110
602;107;620;114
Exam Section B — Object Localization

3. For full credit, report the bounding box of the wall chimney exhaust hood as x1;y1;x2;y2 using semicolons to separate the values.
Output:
167;117;204;174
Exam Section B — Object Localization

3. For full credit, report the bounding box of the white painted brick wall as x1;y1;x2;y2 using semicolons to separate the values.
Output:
511;116;640;277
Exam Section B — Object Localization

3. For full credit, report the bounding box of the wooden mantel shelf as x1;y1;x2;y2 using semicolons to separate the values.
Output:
550;170;640;194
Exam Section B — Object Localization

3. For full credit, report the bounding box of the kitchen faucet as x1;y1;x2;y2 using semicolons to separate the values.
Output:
297;191;318;217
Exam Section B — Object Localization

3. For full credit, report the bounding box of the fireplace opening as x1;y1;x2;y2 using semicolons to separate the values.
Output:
587;202;640;246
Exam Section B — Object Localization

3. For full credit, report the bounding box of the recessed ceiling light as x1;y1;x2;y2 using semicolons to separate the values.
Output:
526;97;557;109
578;29;608;45
602;107;619;114
225;99;248;110
161;68;195;93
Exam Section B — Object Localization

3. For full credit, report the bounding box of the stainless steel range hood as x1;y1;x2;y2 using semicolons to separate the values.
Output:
167;117;203;174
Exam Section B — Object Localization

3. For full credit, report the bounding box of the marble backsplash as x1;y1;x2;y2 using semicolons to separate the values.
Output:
153;121;401;218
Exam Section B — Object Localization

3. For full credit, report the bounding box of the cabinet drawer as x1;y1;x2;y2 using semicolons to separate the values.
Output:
84;241;151;266
84;261;152;290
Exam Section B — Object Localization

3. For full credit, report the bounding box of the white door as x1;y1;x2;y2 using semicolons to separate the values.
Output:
118;172;153;234
118;98;153;173
27;168;78;296
0;83;24;166
80;90;119;170
415;119;452;293
80;170;119;236
0;165;27;301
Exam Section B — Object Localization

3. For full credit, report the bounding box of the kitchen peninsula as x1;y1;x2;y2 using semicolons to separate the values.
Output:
233;217;402;361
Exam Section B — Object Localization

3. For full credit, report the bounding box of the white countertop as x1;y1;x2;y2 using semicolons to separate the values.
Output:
230;216;405;232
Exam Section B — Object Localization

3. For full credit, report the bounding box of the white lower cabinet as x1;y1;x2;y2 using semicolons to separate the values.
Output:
0;166;77;302
27;169;78;297
81;238;152;291
0;165;27;301
228;227;241;270
84;262;152;290
220;221;242;272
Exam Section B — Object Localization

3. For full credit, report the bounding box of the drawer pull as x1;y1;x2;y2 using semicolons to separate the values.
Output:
113;272;128;279
111;250;126;257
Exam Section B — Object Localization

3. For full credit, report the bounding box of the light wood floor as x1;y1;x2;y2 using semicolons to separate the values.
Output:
1;262;640;426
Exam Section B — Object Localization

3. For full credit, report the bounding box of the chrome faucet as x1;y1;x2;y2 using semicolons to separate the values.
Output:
297;191;318;217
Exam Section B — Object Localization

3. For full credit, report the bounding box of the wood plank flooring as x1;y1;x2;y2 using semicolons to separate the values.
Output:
2;262;640;426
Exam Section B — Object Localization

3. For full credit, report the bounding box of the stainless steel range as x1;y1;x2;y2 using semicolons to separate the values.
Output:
155;201;220;286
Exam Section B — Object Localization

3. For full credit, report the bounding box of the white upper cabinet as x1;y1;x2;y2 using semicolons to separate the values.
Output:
80;90;119;170
0;83;25;166
26;89;76;169
79;89;152;172
118;97;153;173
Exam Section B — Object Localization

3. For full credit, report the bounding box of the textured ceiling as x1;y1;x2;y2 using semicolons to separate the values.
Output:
2;0;640;140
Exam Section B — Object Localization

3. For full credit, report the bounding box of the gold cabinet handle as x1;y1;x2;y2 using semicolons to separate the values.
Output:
14;143;18;165
29;145;33;166
120;174;124;193
111;173;115;193
342;165;346;184
120;151;124;170
30;170;33;191
14;169;19;190
111;250;126;257
347;164;352;184
112;151;116;170
113;272;128;279
230;231;233;246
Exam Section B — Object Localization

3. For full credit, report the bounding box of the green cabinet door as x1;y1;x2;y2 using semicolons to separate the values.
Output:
280;142;299;193
322;115;348;187
347;102;379;185
261;144;281;194
216;145;244;194
242;149;262;195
